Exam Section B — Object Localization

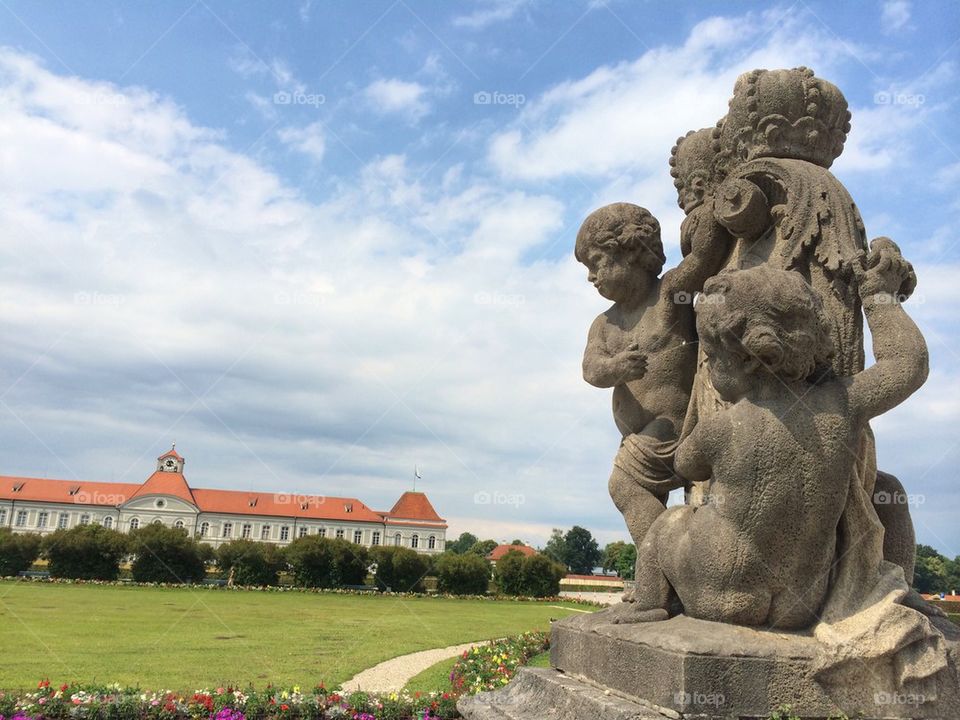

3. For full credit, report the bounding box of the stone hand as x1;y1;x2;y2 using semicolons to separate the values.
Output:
612;343;648;382
856;237;917;301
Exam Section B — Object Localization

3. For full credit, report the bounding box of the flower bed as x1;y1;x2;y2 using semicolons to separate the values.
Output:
0;632;551;720
449;631;549;695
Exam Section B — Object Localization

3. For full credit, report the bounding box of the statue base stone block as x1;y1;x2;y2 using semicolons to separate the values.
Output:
458;611;960;719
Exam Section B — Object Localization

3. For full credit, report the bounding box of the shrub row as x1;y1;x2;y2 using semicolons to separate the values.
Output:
494;551;566;598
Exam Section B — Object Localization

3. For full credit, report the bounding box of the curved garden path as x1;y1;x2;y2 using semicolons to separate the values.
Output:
339;640;489;693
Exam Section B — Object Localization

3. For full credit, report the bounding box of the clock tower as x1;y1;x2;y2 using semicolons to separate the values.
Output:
156;443;185;473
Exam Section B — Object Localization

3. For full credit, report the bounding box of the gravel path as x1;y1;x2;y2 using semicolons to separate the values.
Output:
339;640;493;693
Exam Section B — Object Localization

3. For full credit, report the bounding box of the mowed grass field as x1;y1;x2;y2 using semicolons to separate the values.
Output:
0;581;586;691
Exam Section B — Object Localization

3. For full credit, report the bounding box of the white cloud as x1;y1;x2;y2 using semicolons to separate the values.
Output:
278;121;326;162
881;0;912;34
452;0;533;29
364;77;430;119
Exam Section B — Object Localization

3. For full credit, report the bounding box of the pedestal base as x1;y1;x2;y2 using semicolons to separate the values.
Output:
459;609;960;719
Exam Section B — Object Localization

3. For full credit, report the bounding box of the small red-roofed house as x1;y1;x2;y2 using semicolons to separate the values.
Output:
0;446;446;553
487;543;538;566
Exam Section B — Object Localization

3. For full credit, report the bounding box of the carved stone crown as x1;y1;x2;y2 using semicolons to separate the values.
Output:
720;67;851;169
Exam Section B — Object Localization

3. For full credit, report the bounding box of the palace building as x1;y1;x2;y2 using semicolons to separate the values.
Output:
0;446;447;553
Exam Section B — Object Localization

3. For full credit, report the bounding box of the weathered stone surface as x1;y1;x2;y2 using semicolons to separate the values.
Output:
549;611;960;719
456;667;674;720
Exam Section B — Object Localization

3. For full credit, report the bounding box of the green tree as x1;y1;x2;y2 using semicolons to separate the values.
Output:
435;551;491;595
0;529;41;576
370;546;429;592
216;539;285;586
468;539;498;556
42;524;128;581
521;554;566;597
542;528;567;566
564;526;601;575
129;523;206;583
616;543;637;580
447;532;478;554
494;550;526;595
602;541;628;574
285;536;368;588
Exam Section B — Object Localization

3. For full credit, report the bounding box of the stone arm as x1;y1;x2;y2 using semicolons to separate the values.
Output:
583;315;622;388
660;201;732;304
847;239;928;421
674;416;716;484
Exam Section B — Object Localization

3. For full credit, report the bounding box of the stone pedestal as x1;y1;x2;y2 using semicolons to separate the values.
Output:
458;610;960;719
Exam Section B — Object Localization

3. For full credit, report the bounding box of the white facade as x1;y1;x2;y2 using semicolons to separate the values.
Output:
1;450;446;554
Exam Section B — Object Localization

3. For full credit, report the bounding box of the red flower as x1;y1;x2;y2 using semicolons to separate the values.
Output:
38;680;50;689
280;703;290;711
59;684;68;692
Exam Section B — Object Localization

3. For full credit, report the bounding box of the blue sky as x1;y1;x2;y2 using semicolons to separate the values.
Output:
0;0;957;554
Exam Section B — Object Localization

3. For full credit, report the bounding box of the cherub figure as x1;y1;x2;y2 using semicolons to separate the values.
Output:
576;196;729;591
616;239;927;629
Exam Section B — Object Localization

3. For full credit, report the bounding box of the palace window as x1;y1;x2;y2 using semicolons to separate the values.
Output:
280;526;290;541
242;523;252;539
15;511;27;527
372;531;381;546
79;514;91;526
0;509;6;525
353;530;362;544
428;535;436;550
411;534;419;549
299;526;309;538
261;525;271;540
199;522;209;537
222;522;232;538
129;518;140;530
395;533;402;546
335;528;344;540
37;511;48;528
317;528;327;538
58;513;69;529
103;516;113;529
175;519;185;530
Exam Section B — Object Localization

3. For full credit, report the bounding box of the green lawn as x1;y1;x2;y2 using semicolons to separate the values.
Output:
0;582;584;692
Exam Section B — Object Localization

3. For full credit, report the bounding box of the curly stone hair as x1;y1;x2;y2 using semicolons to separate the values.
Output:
696;266;835;383
574;203;665;277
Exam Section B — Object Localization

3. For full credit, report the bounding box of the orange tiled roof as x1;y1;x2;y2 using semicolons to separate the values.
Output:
159;447;184;461
129;471;196;505
385;491;445;522
488;543;537;561
1;460;444;527
0;476;140;506
191;488;385;522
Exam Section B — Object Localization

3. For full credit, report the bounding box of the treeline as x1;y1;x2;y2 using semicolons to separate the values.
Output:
915;544;960;595
0;525;564;597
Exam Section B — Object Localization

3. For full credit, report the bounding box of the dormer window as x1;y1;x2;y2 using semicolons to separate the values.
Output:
344;503;353;513
68;485;81;496
12;482;24;493
248;497;258;508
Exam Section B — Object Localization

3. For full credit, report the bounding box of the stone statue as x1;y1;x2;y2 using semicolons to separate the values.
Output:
461;68;960;720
